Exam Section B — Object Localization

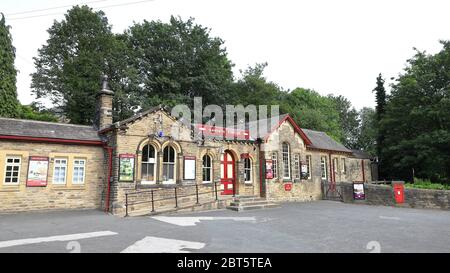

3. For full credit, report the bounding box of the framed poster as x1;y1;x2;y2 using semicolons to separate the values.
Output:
119;154;135;182
353;181;365;200
265;159;273;179
183;156;196;180
27;156;49;187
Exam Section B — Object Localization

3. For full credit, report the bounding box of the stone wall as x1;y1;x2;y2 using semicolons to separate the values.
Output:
107;110;260;214
335;181;450;210
0;140;105;213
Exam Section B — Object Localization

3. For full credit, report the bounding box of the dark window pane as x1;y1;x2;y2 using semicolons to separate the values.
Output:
169;147;175;162
12;178;18;183
13;166;19;171
149;145;155;158
6;166;12;171
6;172;11;177
163;147;169;162
142;145;149;162
168;165;174;179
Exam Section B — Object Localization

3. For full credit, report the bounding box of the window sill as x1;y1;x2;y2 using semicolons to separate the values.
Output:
51;185;86;190
0;186;21;192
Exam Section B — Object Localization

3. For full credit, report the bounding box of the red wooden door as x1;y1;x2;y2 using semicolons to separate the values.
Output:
220;151;235;195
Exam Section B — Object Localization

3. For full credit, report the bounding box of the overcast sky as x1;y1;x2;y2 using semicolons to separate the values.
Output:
3;0;450;110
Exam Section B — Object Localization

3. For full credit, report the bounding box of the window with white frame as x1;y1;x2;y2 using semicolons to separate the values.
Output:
294;154;300;179
244;158;252;183
72;159;86;185
53;158;68;184
271;152;278;178
282;142;291;179
202;155;212;183
162;145;176;183
341;158;347;174
141;144;157;184
333;158;339;175
4;156;21;184
306;155;312;179
320;156;328;180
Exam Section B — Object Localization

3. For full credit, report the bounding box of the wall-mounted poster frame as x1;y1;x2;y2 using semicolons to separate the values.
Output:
353;181;366;200
265;159;273;179
183;156;196;180
26;156;49;187
119;154;135;182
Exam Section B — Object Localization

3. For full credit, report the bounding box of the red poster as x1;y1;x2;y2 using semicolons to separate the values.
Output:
27;156;49;187
265;160;273;179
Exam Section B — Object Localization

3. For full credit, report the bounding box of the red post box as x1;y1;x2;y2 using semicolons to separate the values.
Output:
393;183;404;204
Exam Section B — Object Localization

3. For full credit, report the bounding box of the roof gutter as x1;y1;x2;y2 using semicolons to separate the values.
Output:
0;135;103;146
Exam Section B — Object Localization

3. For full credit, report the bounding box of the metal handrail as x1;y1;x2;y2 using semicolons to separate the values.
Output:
125;181;224;217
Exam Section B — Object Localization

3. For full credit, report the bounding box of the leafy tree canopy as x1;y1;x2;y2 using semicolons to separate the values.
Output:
0;13;20;118
381;41;450;183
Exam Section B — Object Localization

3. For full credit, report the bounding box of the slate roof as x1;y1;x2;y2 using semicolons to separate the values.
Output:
351;149;373;159
0;118;102;142
301;128;352;153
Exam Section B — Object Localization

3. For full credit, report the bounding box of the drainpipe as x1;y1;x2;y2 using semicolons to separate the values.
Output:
257;139;264;198
104;145;114;213
361;159;366;182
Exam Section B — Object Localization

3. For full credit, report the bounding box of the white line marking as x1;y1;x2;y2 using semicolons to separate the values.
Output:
379;216;401;220
151;216;256;226
0;231;118;249
121;236;205;253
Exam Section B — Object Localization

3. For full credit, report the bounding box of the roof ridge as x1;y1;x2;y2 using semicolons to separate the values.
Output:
0;117;96;129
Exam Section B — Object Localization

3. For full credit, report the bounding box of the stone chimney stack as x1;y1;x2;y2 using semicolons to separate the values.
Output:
95;75;114;130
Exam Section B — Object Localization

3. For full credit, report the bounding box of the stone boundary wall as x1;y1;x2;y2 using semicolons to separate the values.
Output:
334;181;450;210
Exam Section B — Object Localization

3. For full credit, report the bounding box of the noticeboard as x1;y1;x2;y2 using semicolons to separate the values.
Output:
353;181;366;200
183;156;196;180
27;156;49;187
119;154;135;182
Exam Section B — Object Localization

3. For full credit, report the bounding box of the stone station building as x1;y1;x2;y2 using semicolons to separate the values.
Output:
0;78;375;215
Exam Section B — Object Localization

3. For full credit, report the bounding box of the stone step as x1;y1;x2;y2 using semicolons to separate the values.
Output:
229;200;271;206
226;203;280;212
232;197;265;202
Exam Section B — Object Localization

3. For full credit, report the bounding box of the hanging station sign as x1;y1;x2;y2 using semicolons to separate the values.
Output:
26;156;49;187
119;154;135;182
183;156;196;180
195;124;250;140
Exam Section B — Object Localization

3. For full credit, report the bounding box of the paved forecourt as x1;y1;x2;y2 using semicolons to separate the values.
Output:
0;201;449;253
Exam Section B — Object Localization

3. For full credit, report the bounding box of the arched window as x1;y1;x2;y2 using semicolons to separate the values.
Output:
244;158;252;183
141;144;157;184
271;152;278;178
282;142;291;179
202;155;212;183
162;145;176;184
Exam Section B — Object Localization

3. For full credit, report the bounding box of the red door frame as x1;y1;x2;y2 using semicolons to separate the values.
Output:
221;151;236;195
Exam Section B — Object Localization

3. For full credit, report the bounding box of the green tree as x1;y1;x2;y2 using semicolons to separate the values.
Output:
124;16;234;109
31;5;135;125
18;102;58;122
281;88;342;141
356;107;376;156
328;94;360;148
381;41;450;183
373;73;387;177
0;14;20;118
229;63;283;106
